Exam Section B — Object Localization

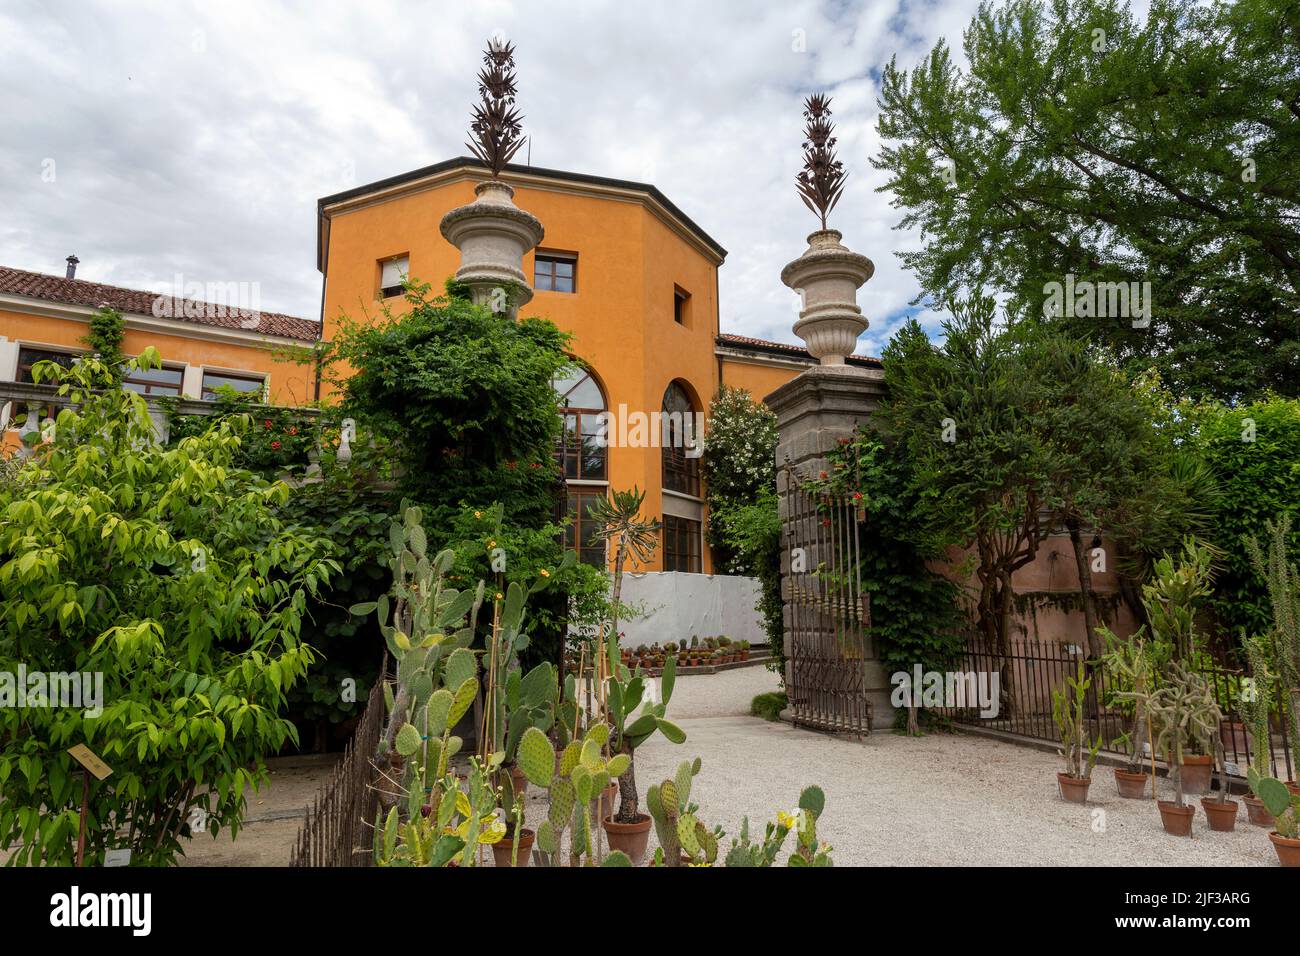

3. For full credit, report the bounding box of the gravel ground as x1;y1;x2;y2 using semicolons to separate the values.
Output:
621;667;1275;867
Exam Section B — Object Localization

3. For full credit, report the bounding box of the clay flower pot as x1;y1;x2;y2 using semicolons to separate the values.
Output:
1158;801;1196;837
1287;780;1300;797
1057;772;1091;804
1200;798;1239;832
1243;794;1275;828
597;781;619;822
508;765;529;801
1219;720;1251;757
491;828;535;868
602;813;653;866
1114;768;1149;799
1268;830;1300;867
1179;755;1214;795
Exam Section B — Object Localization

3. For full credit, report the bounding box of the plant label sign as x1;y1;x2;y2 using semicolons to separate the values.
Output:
104;848;132;867
67;743;113;780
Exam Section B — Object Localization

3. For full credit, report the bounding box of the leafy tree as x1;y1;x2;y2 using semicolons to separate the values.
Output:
83;307;126;385
588;487;661;644
702;386;783;669
0;350;338;865
877;298;1054;659
1196;395;1300;640
874;0;1300;400
327;280;574;531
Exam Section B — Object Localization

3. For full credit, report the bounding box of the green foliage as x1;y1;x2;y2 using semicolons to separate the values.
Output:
1245;515;1300;772
605;636;684;822
750;691;788;722
82;307;125;384
874;0;1300;401
166;391;320;475
0;349;339;865
326;279;573;531
725;784;833;867
1199;398;1300;641
703;387;783;672
809;434;965;720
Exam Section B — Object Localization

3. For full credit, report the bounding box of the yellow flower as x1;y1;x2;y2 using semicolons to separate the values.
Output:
777;810;799;831
486;539;497;549
495;592;504;601
539;568;550;578
474;511;483;519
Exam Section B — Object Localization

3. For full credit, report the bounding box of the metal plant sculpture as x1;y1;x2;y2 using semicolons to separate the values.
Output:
466;38;525;177
795;93;848;231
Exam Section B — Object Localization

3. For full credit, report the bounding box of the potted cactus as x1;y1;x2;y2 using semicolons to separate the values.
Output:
1146;662;1223;836
1240;636;1277;826
1103;630;1159;799
603;635;686;864
1247;768;1300;866
1052;660;1102;803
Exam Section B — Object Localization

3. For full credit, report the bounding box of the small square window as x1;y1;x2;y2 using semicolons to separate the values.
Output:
535;253;577;293
379;256;409;298
673;287;690;325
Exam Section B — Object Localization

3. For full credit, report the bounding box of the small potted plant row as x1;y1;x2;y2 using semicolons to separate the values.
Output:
621;637;754;671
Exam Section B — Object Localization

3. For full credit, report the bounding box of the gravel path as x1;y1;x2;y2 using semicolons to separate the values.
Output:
625;668;1277;867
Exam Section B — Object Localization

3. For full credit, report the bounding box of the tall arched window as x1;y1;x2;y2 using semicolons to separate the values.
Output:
661;381;703;573
660;381;700;497
553;367;607;480
554;366;608;567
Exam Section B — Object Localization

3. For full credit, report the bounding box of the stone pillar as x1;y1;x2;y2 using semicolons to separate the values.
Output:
767;225;897;726
439;179;544;319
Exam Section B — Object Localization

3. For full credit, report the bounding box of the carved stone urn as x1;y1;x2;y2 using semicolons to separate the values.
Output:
779;229;874;366
439;179;544;319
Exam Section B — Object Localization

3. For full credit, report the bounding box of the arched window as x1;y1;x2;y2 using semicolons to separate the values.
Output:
553;367;607;480
554;366;609;568
660;381;700;497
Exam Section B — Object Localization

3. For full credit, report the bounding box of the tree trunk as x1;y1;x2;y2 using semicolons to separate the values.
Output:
615;742;639;822
1066;520;1102;659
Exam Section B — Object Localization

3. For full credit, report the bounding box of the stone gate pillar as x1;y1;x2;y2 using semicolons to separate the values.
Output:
764;226;896;729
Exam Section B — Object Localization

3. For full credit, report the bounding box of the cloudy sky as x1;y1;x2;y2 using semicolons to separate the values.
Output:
0;0;993;357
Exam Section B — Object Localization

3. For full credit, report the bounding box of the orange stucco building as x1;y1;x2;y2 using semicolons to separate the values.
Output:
1;158;877;574
315;158;880;573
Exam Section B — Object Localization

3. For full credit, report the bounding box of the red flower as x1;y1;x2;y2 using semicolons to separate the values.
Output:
822;519;832;527
530;462;541;470
271;440;282;450
852;492;863;500
819;471;828;479
505;460;517;470
288;425;298;436
264;419;272;429
837;438;850;446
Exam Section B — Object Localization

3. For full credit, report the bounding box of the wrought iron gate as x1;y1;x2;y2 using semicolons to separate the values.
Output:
783;467;873;736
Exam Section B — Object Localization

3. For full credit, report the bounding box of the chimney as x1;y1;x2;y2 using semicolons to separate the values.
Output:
65;255;79;279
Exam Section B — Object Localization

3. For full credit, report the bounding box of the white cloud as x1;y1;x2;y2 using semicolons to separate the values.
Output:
0;0;988;353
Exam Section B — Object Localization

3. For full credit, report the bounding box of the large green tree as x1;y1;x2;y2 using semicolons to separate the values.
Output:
875;0;1300;400
0;351;338;865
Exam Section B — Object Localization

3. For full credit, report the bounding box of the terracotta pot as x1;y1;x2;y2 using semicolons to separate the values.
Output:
1158;800;1195;837
1201;798;1239;832
1268;830;1300;867
491;827;535;868
508;765;529;801
597;781;619;821
602;813;652;866
1287;780;1300;797
1057;772;1091;804
1179;754;1214;796
1243;794;1275;828
1114;768;1149;799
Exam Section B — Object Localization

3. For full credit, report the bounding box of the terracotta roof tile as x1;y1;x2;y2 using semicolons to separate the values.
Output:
0;266;320;342
716;332;882;368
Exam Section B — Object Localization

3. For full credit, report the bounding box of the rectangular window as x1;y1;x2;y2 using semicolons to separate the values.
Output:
562;489;607;567
535;253;577;293
122;364;184;396
673;287;690;325
16;346;77;383
662;515;701;573
379;256;409;298
662;446;701;497
201;370;265;401
556;411;608;480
